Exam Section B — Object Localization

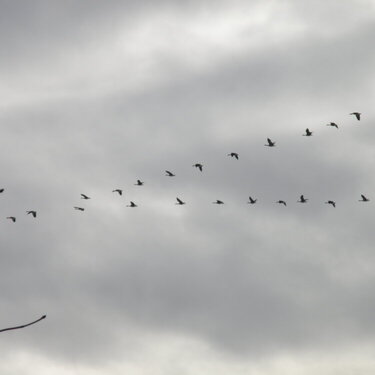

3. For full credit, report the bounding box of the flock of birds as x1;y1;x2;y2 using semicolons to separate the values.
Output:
1;112;370;222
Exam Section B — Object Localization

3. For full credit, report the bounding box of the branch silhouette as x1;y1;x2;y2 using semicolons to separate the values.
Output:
0;315;46;333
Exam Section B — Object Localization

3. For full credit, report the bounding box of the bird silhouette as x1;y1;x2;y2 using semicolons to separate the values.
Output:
265;138;276;147
135;180;144;186
298;195;308;203
303;128;313;136
213;200;224;204
74;207;85;211
7;216;16;222
359;194;370;202
325;200;336;208
350;112;361;121
0;188;4;193
247;196;257;204
81;194;90;199
277;200;287;206
26;210;37;218
326;122;339;129
228;152;239;160
175;197;186;205
165;170;175;177
127;201;137;207
193;163;203;171
112;189;123;195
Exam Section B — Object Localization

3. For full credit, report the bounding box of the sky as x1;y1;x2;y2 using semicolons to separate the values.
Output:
1;0;375;374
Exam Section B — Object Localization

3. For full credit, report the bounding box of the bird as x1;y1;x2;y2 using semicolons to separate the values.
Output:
277;200;287;206
298;195;308;203
193;163;203;171
6;216;16;222
265;138;276;147
74;207;85;211
228;152;239;160
165;170;175;177
303;128;313;136
26;210;37;218
325;200;336;208
350;112;361;121
326;122;339;129
175;197;185;205
247;196;257;204
127;201;137;207
81;194;90;199
359;194;370;202
213;200;224;204
112;189;123;195
0;188;4;193
135;180;144;186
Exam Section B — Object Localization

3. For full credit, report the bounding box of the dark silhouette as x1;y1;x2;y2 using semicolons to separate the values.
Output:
175;197;185;205
359;194;370;202
327;122;339;129
74;207;85;211
213;200;224;204
135;180;144;186
0;315;46;333
165;170;175;177
26;210;37;218
193;163;203;171
277;200;287;206
247;196;257;204
298;195;308;203
265;138;276;147
303;128;313;136
0;188;4;193
325;200;336;208
6;216;16;222
350;112;361;121
228;152;239;160
112;189;123;195
127;201;137;207
81;194;90;199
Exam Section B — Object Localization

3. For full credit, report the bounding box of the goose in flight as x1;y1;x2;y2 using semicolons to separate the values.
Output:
247;196;257;204
298;195;308;203
326;122;339;129
193;163;203;172
74;207;85;211
350;112;361;121
213;200;224;204
359;194;370;202
81;194;90;199
303;128;313;136
26;210;37;218
325;200;336;208
112;189;123;195
135;180;144;186
265;138;276;147
277;200;287;206
127;201;137;207
165;170;175;177
228;152;239;160
6;216;16;222
175;197;186;205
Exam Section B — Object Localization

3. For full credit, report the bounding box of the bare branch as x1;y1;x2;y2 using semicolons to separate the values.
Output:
0;315;46;333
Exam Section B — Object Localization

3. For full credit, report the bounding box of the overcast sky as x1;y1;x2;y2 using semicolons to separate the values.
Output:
1;1;375;374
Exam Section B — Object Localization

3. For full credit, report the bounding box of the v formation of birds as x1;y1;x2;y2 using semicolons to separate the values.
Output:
2;112;369;222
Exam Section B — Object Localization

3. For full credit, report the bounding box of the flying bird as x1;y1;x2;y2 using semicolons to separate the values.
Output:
81;194;90;199
247;196;257;204
303;128;313;136
326;122;339;129
26;210;37;218
112;189;123;195
265;138;276;147
228;152;239;160
213;200;224;204
74;207;85;211
165;170;175;177
0;188;4;193
359;194;370;202
127;201;137;207
175;197;185;205
277;200;287;206
325;200;336;208
298;195;308;203
350;112;361;121
135;180;144;186
6;216;16;222
193;163;203;171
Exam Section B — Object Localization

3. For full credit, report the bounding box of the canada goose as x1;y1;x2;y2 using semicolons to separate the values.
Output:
325;200;336;208
228;152;239;160
127;201;137;207
165;170;175;177
193;163;203;171
26;210;37;218
135;180;144;186
74;207;85;211
298;195;308;203
359;194;370;202
247;196;257;204
213;200;224;204
175;197;185;205
265;138;275;147
350;112;361;121
326;122;339;129
81;194;90;199
7;216;16;222
112;189;123;195
303;128;313;136
277;200;287;206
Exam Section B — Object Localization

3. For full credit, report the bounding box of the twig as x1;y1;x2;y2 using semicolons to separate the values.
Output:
0;315;46;333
